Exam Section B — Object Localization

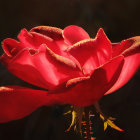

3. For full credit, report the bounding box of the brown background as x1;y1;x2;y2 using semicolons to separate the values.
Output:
0;0;140;140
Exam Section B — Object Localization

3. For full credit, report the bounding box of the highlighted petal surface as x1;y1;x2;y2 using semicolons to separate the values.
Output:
20;28;71;57
18;29;54;49
6;44;82;90
112;36;140;57
68;28;112;75
52;56;124;106
0;56;124;122
2;38;23;57
0;86;55;123
105;53;140;94
106;37;140;94
63;25;90;45
1;38;23;66
30;26;63;40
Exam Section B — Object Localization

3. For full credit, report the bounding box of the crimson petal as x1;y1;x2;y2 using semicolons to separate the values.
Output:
105;37;140;94
67;28;112;75
112;36;140;57
6;44;82;90
1;38;23;66
30;32;71;58
0;86;56;123
18;28;71;58
18;28;54;49
63;25;90;45
51;56;124;106
0;57;124;122
30;26;63;40
2;38;23;57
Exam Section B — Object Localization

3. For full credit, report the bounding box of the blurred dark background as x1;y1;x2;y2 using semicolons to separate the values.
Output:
0;0;140;140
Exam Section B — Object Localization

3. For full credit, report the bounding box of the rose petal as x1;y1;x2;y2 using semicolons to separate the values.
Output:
18;29;71;57
105;53;140;94
63;25;90;45
68;28;112;75
0;86;55;123
6;44;82;90
51;56;124;106
18;28;54;49
0;53;11;66
112;36;140;57
2;38;23;57
105;37;140;94
0;56;124;123
0;38;25;66
30;26;63;40
30;32;67;54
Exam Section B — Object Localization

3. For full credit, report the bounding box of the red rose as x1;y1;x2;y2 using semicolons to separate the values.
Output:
0;25;139;122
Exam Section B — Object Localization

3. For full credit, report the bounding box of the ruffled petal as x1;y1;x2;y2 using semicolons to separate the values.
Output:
67;28;112;75
105;37;140;94
18;28;71;57
30;32;68;54
0;39;20;66
51;56;124;106
1;30;66;66
0;53;11;66
2;38;23;57
18;28;54;49
105;53;140;94
0;86;56;123
63;25;90;45
5;44;82;90
0;38;25;66
112;36;140;57
30;26;63;40
0;57;124;123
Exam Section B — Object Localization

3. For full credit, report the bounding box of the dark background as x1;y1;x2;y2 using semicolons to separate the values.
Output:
0;0;140;140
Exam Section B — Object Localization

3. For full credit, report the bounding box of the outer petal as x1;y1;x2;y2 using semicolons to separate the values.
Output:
0;86;56;123
30;32;72;59
105;53;140;94
106;37;140;94
0;38;24;66
63;25;90;45
0;53;11;66
4;44;82;90
4;27;67;54
0;56;124;123
67;28;112;75
112;36;140;57
18;28;69;55
50;56;124;106
28;27;72;57
18;28;54;49
30;32;69;56
2;38;23;57
30;26;63;40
